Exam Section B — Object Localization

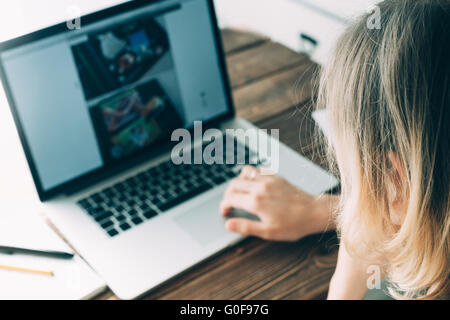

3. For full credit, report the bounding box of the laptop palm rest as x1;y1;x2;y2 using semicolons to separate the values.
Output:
174;197;230;245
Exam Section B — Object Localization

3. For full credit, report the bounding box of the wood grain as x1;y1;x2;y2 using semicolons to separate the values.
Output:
227;41;309;88
221;28;269;55
94;29;337;300
233;63;319;123
256;103;331;170
148;233;337;300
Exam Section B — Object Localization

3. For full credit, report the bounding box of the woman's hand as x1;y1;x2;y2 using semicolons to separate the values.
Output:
220;165;337;241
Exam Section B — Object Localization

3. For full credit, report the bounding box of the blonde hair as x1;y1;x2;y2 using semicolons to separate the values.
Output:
317;0;450;299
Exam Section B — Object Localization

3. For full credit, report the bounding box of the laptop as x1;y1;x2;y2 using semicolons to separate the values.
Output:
0;0;338;299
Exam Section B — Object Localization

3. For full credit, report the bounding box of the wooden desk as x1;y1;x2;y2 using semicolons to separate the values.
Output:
97;29;338;300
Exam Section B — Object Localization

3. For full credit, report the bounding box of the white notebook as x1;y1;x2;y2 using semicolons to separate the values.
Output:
0;204;106;300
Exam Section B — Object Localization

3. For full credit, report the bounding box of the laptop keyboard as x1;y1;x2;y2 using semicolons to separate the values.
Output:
77;135;260;237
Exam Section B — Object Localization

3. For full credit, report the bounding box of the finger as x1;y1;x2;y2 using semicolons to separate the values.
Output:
227;178;255;194
220;192;256;216
228;176;277;198
225;218;267;238
220;187;236;215
258;166;275;176
239;165;260;180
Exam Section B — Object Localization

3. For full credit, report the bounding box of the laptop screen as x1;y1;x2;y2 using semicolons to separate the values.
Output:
0;0;231;195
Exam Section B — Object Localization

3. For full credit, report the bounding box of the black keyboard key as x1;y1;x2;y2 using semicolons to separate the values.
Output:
152;198;162;206
149;178;161;186
181;172;192;179
101;220;114;229
160;191;171;199
171;177;181;184
158;183;213;212
94;211;113;222
192;167;202;174
102;200;114;208
91;194;103;203
138;183;149;192
131;217;143;225
120;223;131;231
115;183;126;191
212;177;226;185
117;195;127;202
163;195;175;203
184;182;194;189
116;214;126;222
103;190;115;198
128;189;138;196
173;187;183;194
107;228;119;237
128;209;138;216
87;207;103;216
78;199;91;209
143;209;157;219
226;171;237;178
160;182;171;189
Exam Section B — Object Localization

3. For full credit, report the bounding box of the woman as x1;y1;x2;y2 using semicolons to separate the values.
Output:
220;0;449;299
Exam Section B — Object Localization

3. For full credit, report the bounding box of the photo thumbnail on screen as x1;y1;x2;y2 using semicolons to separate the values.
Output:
91;79;183;161
72;17;169;100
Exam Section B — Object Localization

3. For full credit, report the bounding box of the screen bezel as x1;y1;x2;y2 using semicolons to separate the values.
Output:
0;0;235;201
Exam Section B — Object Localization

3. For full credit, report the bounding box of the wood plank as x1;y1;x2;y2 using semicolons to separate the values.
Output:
256;102;315;155
142;238;268;299
221;28;269;55
256;102;331;170
144;232;337;300
227;41;309;88
244;244;338;300
233;63;320;123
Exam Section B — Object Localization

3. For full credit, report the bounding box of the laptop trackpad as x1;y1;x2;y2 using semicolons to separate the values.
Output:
174;198;229;245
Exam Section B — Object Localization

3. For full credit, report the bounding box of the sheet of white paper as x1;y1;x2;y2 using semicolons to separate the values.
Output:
0;205;106;300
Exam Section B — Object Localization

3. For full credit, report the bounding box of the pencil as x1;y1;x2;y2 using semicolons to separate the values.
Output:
0;264;54;276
